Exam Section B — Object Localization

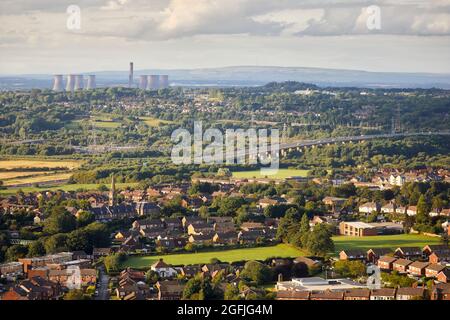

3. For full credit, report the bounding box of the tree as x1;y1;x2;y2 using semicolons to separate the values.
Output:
27;240;46;257
224;284;241;300
6;244;28;261
182;275;215;300
305;224;334;256
104;253;127;273
145;270;159;284
334;260;366;278
44;234;68;253
416;194;430;224
76;211;95;228
66;229;89;251
64;289;90;300
43;208;76;234
240;261;273;285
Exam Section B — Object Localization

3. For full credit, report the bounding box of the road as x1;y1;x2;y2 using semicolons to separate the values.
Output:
96;267;110;301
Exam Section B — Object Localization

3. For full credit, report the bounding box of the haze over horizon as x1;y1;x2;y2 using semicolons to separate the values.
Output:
1;0;450;75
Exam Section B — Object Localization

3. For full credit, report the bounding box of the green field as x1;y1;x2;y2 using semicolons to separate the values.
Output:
332;234;441;253
0;182;139;195
122;244;306;269
232;169;309;180
140;116;175;127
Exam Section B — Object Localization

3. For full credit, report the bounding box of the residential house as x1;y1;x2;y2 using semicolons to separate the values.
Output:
394;247;422;260
437;269;450;283
156;280;185;300
188;233;214;245
367;248;393;263
377;256;397;271
422;245;449;257
396;287;426;300
425;264;446;278
358;202;380;214
163;218;183;231
339;250;367;261
135;202;161;216
428;250;450;264
187;221;214;235
370;288;396;300
276;290;310;300
0;262;23;279
213;232;238;245
240;222;265;231
393;259;413;273
92;248;112;260
157;237;187;250
310;290;344;300
343;288;371;300
150;259;179;278
408;261;429;276
431;283;450;300
406;206;418;216
1;276;61;300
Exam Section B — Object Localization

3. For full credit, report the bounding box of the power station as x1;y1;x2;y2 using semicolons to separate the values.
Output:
51;63;170;91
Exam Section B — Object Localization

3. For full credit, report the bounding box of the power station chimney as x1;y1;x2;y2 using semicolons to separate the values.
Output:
148;75;160;90
86;75;96;89
139;75;148;90
159;75;169;89
52;75;63;91
74;75;84;90
66;74;76;92
128;62;134;88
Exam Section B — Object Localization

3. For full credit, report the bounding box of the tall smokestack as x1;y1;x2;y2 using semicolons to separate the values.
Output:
52;75;63;91
74;75;84;90
159;75;169;89
66;74;76;92
147;75;160;90
86;75;96;89
128;62;134;88
139;75;148;90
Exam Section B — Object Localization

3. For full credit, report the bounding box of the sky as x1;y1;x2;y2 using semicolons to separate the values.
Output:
0;0;449;74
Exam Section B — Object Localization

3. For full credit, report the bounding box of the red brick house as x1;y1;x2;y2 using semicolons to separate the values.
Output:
408;261;429;276
393;259;413;273
310;290;344;300
425;264;446;278
377;256;397;270
367;248;393;263
339;250;367;261
156;280;185;300
428;250;450;264
422;245;449;257
394;247;422;260
344;288;371;300
437;269;450;283
431;283;450;300
276;290;310;300
396;287;426;300
370;288;396;300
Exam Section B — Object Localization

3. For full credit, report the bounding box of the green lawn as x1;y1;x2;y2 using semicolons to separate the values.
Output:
121;244;306;269
332;234;441;254
0;182;139;195
232;169;309;180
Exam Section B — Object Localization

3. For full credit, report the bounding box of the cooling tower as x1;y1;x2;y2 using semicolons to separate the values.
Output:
147;75;160;90
74;75;84;90
52;75;63;91
129;62;134;88
66;74;76;92
86;75;96;89
139;75;148;90
159;75;169;89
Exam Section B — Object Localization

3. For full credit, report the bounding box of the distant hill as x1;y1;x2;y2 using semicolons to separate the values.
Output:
2;66;450;90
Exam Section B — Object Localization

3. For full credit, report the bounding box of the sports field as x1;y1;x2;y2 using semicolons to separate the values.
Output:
232;169;309;180
333;234;441;253
121;244;306;269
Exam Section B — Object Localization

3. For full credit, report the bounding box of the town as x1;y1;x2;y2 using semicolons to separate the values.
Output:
1;163;449;300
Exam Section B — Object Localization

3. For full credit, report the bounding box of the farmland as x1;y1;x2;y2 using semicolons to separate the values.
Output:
0;182;139;195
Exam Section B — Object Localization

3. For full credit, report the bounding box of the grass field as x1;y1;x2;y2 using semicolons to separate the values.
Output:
0;159;82;170
0;182;139;195
0;171;50;180
232;169;309;180
140;116;175;127
93;121;121;129
332;234;441;253
122;244;306;269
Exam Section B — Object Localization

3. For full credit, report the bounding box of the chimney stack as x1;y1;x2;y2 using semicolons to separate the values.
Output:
52;75;63;91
